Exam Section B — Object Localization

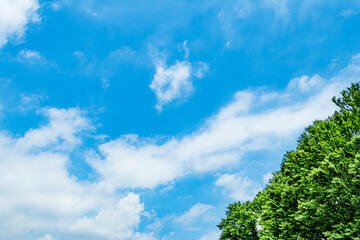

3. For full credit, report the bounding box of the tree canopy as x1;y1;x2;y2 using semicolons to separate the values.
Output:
218;83;360;240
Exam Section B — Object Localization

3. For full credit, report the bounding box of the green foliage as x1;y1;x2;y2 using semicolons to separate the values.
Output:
218;83;360;240
217;194;264;240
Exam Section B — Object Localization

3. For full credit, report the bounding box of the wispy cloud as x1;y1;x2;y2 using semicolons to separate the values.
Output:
15;49;55;67
46;0;73;11
173;203;214;226
287;74;324;93
265;0;289;17
150;203;217;234
18;49;42;59
339;8;359;18
72;47;144;88
19;93;45;112
100;77;110;89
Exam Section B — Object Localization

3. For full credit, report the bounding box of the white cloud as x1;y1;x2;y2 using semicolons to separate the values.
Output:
149;46;208;112
180;40;189;59
194;62;209;78
199;231;221;240
218;1;252;20
339;8;359;18
19;93;45;112
262;172;273;185
73;50;85;58
215;173;262;201
0;0;40;47
101;77;110;89
37;234;57;240
18;48;41;59
15;108;92;151
217;1;252;49
237;6;252;18
16;49;53;66
0;108;150;239
0;109;94;238
89;53;360;191
150;59;192;112
173;203;214;226
141;203;216;235
73;47;142;79
47;0;73;11
287;74;324;93
147;219;163;232
59;193;145;240
225;40;232;49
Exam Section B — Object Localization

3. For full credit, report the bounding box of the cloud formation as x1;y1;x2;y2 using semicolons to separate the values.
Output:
19;93;45;112
18;48;41;59
1;54;360;239
149;46;208;112
0;0;40;47
90;55;360;190
150;60;192;112
0;108;152;240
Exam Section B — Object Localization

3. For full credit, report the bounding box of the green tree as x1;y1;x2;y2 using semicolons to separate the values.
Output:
218;83;360;240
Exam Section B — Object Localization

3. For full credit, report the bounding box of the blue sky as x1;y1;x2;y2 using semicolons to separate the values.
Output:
1;0;360;239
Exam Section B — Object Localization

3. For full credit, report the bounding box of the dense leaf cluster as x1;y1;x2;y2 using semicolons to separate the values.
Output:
218;83;360;240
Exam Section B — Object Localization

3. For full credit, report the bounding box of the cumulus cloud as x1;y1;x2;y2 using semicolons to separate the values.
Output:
0;0;40;47
0;108;93;238
150;60;192;112
149;46;208;112
59;193;145;240
0;108;150;239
